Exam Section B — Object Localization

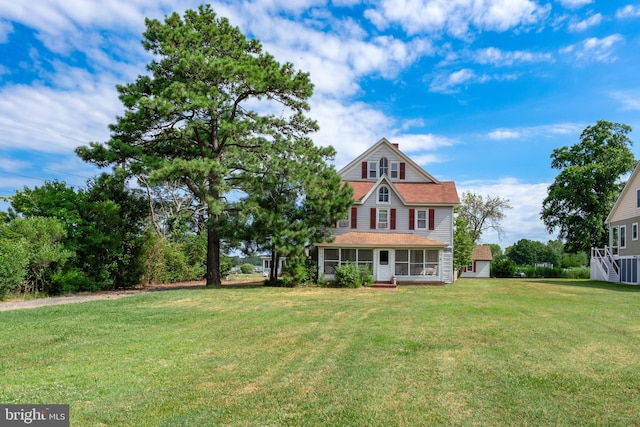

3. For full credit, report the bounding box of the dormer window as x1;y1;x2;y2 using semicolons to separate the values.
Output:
379;157;389;176
378;186;389;203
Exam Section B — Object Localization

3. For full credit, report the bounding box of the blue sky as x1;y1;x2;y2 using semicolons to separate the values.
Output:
1;1;640;249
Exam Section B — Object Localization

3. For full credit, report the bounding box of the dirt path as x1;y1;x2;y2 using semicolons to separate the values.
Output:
0;280;258;312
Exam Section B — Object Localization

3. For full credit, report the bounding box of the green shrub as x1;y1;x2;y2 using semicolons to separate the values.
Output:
562;267;590;279
50;269;93;294
0;239;28;300
492;259;516;278
240;263;255;274
334;262;363;288
359;265;374;287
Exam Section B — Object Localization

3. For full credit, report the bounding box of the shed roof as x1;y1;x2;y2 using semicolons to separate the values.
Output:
471;245;493;261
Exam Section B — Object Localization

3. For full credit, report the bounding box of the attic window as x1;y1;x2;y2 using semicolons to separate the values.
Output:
637;189;640;208
378;186;389;203
379;157;389;176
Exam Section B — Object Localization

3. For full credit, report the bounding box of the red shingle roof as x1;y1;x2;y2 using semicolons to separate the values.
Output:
346;180;459;205
317;232;447;247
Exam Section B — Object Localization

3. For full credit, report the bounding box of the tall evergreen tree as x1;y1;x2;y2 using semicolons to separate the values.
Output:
76;6;320;285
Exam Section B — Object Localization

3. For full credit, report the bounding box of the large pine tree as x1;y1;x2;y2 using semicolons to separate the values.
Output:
77;6;343;285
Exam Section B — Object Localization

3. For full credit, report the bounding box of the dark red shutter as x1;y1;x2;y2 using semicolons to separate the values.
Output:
370;208;376;229
361;162;367;179
409;208;415;230
473;261;477;273
390;209;396;230
350;207;357;229
400;163;406;180
428;209;435;230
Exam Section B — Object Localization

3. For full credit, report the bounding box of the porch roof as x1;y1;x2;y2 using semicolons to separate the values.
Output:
316;232;447;248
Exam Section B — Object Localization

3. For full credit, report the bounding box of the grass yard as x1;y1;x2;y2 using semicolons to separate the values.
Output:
1;278;640;426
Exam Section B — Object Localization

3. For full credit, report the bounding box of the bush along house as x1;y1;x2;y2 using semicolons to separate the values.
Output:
315;138;460;284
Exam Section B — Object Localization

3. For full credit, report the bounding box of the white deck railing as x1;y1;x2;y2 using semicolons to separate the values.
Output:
590;246;619;282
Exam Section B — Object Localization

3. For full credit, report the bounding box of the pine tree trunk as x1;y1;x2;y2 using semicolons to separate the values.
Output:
206;224;221;286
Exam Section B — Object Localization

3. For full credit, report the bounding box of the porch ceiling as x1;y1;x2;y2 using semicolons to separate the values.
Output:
316;232;447;248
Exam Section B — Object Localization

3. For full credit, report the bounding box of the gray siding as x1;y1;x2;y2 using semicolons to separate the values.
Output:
612;217;640;257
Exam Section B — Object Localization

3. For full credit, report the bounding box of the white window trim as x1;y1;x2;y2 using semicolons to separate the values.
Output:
390;162;399;179
337;210;350;228
379;157;389;177
637;189;640;208
378;208;389;229
620;225;627;249
633;223;638;241
416;209;427;229
368;161;377;179
378;186;390;204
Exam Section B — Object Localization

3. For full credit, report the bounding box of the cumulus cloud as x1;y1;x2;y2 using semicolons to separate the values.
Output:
364;0;549;38
0;20;13;43
568;13;602;32
458;178;553;246
556;0;593;9
616;5;640;19
560;34;624;63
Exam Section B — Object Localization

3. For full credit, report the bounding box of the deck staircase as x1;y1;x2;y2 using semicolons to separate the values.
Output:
591;247;619;283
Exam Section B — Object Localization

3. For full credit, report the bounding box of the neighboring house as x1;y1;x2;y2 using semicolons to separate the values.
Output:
315;138;460;284
261;257;286;277
460;245;493;278
591;161;640;284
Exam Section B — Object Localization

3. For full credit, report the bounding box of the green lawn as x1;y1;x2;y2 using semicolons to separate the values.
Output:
1;279;639;426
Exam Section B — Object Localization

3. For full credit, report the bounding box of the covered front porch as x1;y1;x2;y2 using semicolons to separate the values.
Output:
316;232;453;284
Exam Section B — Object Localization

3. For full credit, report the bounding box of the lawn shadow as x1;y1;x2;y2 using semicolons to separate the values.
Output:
533;279;640;293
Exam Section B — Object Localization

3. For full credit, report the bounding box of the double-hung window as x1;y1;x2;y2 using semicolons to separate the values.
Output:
416;210;427;229
378;209;389;229
390;162;399;179
620;225;627;249
368;162;377;179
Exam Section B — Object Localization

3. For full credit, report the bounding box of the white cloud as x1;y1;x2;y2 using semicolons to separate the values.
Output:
488;130;521;140
610;90;640;110
561;34;624;63
474;47;554;66
488;123;583;140
0;79;120;153
568;13;602;32
364;0;549;38
616;5;640;19
0;20;13;43
458;178;553;247
429;68;520;93
388;134;456;152
556;0;593;9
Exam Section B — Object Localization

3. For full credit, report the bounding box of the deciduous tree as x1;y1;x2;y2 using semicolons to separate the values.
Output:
458;192;512;243
541;120;636;253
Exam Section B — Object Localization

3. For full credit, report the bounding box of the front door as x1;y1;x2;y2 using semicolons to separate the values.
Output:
377;250;392;282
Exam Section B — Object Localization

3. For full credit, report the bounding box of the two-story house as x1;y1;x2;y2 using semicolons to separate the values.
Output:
315;138;460;284
591;161;640;284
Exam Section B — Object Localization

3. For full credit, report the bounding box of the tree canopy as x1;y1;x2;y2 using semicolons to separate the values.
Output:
541;120;636;253
458;192;511;243
76;6;346;285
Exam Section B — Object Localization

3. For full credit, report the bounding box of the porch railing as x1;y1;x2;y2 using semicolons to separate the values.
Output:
591;246;619;282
